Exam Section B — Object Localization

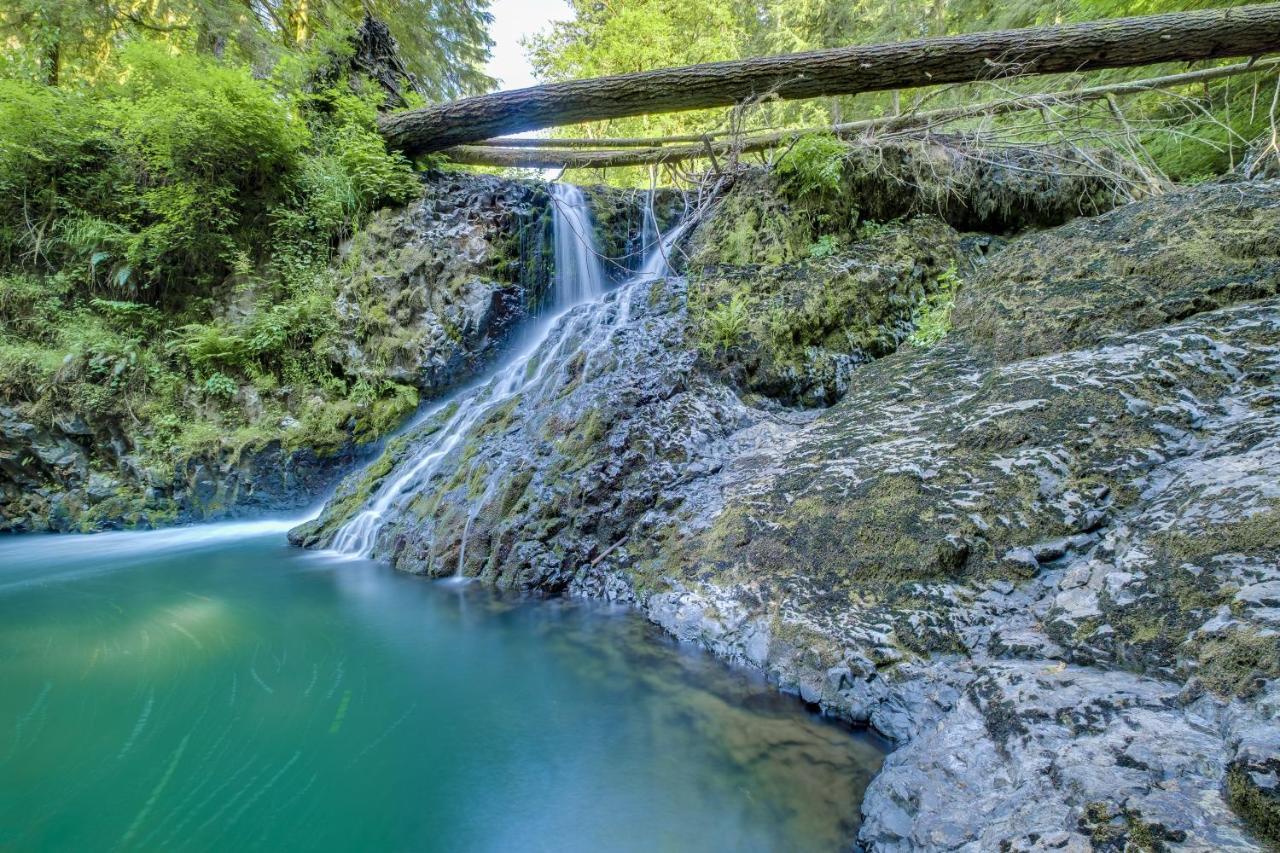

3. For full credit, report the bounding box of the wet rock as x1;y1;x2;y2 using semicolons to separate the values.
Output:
0;174;661;533
358;180;1280;849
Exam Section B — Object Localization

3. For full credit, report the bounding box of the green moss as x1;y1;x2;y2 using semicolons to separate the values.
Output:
1197;629;1280;699
1155;507;1280;567
1080;801;1185;851
360;383;419;438
465;461;491;500
689;217;964;405
552;405;611;474
954;182;1280;363
1227;766;1280;849
497;467;535;516
681;476;979;602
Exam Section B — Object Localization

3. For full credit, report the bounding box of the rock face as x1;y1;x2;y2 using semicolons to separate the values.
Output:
683;143;1138;407
304;175;1280;849
0;172;661;532
0;405;357;530
327;172;557;400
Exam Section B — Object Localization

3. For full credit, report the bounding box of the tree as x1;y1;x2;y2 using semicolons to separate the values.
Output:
526;0;753;141
0;0;495;101
517;0;1279;180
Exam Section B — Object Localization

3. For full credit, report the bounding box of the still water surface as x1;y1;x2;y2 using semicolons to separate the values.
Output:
0;521;884;851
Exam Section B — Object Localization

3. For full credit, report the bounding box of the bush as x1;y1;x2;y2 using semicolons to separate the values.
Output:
202;372;239;401
775;134;848;199
808;234;840;260
102;44;308;292
705;292;752;351
0;81;105;269
1;42;417;304
0;273;69;340
0;36;431;472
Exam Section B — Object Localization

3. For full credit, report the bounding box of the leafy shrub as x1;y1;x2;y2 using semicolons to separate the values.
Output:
102;44;308;291
855;219;896;241
202;372;239;401
171;323;247;369
90;298;162;332
908;263;962;349
0;35;434;471
705;292;752;351
0;81;105;269
775;134;848;199
808;234;840;260
0;273;69;340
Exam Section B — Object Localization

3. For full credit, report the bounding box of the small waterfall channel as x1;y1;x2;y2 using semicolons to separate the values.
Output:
325;183;685;562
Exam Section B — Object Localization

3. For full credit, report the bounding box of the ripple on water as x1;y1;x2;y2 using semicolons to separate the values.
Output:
0;532;885;851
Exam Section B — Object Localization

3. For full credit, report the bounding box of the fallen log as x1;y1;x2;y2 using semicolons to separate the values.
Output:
474;56;1280;152
382;3;1280;155
441;57;1280;169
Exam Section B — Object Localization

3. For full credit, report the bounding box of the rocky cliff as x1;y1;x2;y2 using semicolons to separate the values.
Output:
11;141;1278;849
0;173;671;532
299;151;1279;849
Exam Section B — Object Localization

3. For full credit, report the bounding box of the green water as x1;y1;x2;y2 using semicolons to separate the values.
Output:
0;520;884;851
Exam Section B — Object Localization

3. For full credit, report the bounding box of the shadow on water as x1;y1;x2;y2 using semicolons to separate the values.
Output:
0;529;885;852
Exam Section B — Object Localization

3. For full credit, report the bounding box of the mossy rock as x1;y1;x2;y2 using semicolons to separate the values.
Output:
954;181;1280;363
684;140;1137;269
1227;761;1280;849
689;217;966;406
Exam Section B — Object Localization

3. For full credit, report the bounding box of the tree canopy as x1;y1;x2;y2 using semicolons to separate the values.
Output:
0;0;494;100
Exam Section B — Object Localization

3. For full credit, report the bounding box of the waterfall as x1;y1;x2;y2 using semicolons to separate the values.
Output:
548;183;608;309
639;189;659;273
326;183;685;561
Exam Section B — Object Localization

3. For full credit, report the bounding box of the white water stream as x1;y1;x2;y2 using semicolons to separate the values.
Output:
328;183;684;561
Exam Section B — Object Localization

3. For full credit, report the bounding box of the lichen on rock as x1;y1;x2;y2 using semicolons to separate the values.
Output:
317;175;1280;849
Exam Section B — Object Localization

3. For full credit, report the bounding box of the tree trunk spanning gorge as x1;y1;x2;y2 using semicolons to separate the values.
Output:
439;58;1280;169
379;4;1280;156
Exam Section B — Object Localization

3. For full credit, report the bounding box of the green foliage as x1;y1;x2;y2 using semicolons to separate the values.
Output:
202;372;239;400
89;298;162;332
0;34;438;474
0;0;493;99
808;234;840;260
907;263;962;349
774;135;847;200
704;292;752;352
0;273;69;340
1;33;429;304
2;52;300;295
532;0;1271;186
855;219;897;241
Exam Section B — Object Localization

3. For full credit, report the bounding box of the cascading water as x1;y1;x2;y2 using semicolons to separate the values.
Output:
326;183;686;561
548;183;609;309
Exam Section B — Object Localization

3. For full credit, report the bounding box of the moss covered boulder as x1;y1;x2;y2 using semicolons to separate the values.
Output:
688;217;970;405
956;180;1280;362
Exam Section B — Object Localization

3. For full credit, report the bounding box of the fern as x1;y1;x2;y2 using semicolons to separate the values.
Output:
705;292;752;351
